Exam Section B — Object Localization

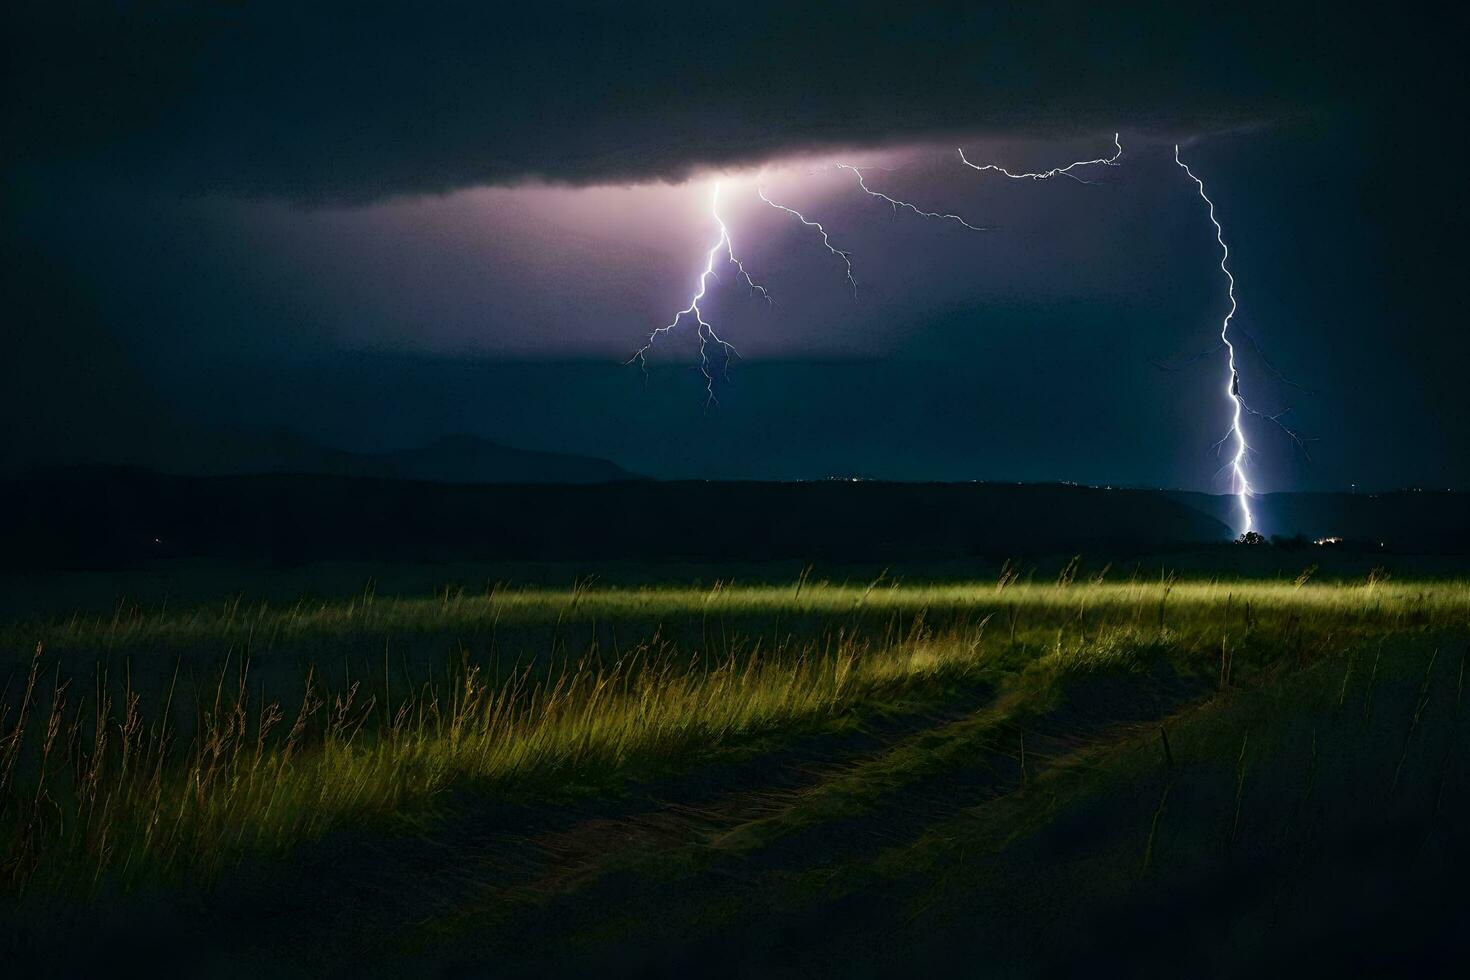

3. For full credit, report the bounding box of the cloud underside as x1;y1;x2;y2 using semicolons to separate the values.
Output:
8;2;1386;202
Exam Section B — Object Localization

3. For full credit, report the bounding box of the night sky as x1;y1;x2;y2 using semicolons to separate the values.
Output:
4;2;1466;493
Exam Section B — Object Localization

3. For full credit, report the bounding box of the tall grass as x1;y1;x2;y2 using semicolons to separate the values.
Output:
1;619;997;895
1;575;1465;898
8;579;1467;662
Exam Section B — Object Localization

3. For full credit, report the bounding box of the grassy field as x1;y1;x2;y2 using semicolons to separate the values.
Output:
2;567;1468;975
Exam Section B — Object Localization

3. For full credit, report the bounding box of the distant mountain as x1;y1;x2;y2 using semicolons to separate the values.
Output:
4;469;1463;570
220;429;638;484
3;473;1231;567
4;413;639;485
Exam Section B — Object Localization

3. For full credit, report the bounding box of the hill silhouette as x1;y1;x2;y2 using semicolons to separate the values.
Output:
3;471;1212;568
4;470;1464;570
229;429;637;484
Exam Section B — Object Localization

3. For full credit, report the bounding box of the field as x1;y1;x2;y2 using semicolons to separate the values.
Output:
3;564;1469;976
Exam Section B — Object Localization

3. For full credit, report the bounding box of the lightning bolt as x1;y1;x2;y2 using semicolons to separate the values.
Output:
960;133;1296;519
756;185;857;296
627;136;1308;522
1174;144;1254;534
637;163;981;397
630;181;769;405
956;131;1296;519
958;133;1124;183
835;164;989;231
636;142;1114;399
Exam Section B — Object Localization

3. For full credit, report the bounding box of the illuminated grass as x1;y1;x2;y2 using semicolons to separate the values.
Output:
15;577;1470;642
1;622;998;893
1;574;1466;898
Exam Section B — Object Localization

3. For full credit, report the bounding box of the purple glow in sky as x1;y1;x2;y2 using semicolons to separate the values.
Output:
234;131;1167;361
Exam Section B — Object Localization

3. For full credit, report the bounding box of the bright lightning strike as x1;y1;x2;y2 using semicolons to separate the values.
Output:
957;132;1290;526
958;133;1123;183
835;164;989;231
636;162;981;397
756;185;857;296
630;181;769;405
629;137;1306;528
1174;144;1254;534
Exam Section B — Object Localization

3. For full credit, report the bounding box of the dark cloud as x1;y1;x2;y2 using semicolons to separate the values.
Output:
3;4;1465;494
6;1;1400;202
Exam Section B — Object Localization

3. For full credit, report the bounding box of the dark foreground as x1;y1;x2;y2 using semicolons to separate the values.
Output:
2;574;1467;977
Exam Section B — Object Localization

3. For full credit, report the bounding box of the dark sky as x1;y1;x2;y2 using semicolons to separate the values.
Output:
4;2;1466;493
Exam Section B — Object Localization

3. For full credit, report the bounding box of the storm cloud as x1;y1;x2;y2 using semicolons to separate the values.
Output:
3;3;1465;495
7;1;1396;202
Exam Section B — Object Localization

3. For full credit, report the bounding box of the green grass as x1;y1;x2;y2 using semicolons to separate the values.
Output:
2;570;1468;972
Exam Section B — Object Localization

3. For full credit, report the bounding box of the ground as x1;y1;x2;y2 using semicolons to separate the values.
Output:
2;559;1468;977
